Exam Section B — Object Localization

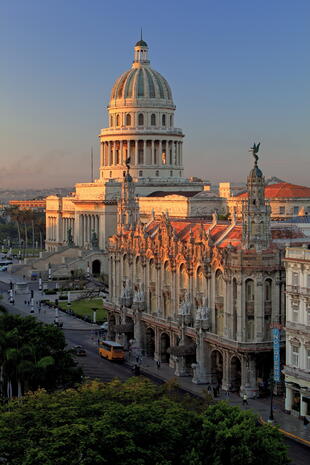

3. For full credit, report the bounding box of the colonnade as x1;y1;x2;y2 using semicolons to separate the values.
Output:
100;139;183;167
47;216;57;241
62;218;74;243
79;214;100;247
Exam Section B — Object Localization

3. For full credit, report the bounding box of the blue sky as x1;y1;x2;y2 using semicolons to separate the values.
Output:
0;0;309;188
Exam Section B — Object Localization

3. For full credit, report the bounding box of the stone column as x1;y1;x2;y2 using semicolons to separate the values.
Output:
151;140;154;165
255;279;264;342
180;142;183;166
142;139;146;165
285;386;293;412
135;140;138;166
223;279;230;338
108;141;112;165
100;142;104;167
221;350;231;391
112;141;116;165
301;395;308;417
192;329;210;384
120;140;124;164
236;278;243;340
127;140;130;162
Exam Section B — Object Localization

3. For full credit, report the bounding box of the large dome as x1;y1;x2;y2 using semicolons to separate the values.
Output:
109;40;173;106
110;67;173;102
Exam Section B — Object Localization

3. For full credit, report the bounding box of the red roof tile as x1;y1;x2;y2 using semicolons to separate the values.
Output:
236;182;310;199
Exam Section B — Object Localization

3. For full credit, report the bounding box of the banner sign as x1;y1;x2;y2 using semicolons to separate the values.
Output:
272;328;281;382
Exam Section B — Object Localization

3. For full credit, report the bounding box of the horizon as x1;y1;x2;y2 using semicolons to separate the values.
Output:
0;0;309;189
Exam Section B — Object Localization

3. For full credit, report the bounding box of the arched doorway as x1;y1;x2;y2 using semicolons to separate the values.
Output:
146;327;155;358
160;332;170;363
230;356;241;392
92;259;101;276
211;350;223;386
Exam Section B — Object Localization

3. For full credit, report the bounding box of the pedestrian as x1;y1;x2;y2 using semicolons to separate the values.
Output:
303;416;309;430
156;359;160;369
242;392;248;406
24;300;27;305
225;388;230;398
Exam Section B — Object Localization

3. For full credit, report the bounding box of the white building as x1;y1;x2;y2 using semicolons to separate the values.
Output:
44;38;203;277
284;247;310;418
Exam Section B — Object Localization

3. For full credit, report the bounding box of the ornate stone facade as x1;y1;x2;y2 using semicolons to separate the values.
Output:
283;247;310;417
106;155;307;397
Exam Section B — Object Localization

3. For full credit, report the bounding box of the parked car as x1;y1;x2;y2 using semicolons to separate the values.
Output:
72;345;86;356
100;322;109;331
53;320;63;328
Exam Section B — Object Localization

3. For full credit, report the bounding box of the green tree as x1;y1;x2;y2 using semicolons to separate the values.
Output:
0;378;289;465
0;314;82;399
198;401;289;465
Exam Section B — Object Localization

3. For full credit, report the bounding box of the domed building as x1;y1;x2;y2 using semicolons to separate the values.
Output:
42;38;204;278
99;39;185;183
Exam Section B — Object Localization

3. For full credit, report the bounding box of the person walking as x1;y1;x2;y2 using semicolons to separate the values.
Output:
156;359;161;370
242;392;248;406
303;416;309;431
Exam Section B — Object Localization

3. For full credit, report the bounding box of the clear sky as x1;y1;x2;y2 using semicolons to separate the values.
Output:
0;0;309;189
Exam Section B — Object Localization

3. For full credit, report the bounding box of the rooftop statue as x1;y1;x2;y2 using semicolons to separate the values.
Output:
250;142;260;164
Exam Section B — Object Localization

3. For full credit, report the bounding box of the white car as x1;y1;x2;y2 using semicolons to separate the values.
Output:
100;322;108;331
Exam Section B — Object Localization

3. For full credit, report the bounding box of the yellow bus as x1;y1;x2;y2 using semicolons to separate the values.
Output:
98;340;125;362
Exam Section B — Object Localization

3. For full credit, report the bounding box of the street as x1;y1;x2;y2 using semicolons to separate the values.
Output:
0;273;309;465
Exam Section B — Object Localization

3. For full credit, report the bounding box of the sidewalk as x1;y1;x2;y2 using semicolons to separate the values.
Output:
135;356;310;448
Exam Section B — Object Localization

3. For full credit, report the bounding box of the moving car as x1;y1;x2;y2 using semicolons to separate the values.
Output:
72;345;86;356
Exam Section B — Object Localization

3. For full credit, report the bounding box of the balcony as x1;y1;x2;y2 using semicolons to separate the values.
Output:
100;127;183;136
283;365;310;383
286;286;310;297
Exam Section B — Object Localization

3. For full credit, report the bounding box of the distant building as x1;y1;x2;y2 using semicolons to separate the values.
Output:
284;247;310;418
223;182;310;220
8;200;46;211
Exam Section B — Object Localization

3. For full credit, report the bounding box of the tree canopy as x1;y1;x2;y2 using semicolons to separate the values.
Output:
0;313;82;399
0;377;289;465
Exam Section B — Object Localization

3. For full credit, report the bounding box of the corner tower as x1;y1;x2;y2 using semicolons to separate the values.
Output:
242;143;271;250
99;38;184;183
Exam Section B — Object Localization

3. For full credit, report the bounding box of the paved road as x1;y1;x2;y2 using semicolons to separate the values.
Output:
0;276;309;465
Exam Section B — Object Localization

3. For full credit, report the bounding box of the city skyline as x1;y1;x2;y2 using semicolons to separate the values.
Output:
0;0;309;189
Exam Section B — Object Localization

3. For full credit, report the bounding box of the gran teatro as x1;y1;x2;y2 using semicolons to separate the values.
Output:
106;154;307;397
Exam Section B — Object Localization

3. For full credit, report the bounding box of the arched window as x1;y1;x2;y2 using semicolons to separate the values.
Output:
126;114;131;126
162;114;166;126
116;114;120;126
265;279;272;301
215;270;224;296
151;114;156;126
246;279;254;301
110;115;114;127
170;115;173;127
138;113;144;126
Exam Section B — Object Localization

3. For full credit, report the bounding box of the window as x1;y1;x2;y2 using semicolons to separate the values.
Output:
265;280;272;301
126;114;131;126
292;302;299;322
292;272;299;287
151;114;156;126
307;349;310;370
138;113;144;126
156;170;159;176
293;206;299;215
246;280;254;301
116;114;120;126
170;115;173;127
279;206;285;215
162;114;166;126
139;170;143;177
161;152;166;164
109;171;112;178
291;345;299;367
110;115;113;127
170;170;173;177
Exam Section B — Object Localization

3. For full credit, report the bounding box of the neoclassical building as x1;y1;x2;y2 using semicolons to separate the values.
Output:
106;152;308;396
284;247;310;418
44;38;203;276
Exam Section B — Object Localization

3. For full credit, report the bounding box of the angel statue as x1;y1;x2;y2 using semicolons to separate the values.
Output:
249;142;260;164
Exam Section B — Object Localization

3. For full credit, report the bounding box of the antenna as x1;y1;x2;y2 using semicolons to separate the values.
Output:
140;28;143;41
91;146;94;182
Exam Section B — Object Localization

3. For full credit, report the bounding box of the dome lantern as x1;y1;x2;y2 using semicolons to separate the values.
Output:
133;37;149;66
